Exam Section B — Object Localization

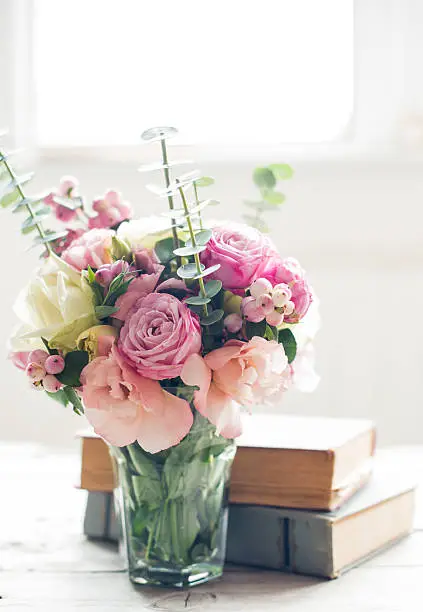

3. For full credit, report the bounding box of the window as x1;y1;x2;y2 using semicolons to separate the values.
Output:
34;0;354;147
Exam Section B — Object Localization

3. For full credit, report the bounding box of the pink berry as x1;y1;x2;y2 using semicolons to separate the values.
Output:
26;362;46;382
266;310;285;327
241;296;265;323
272;283;292;307
284;301;295;316
224;313;243;333
28;349;49;367
43;375;63;393
256;293;274;315
45;355;65;375
250;278;273;299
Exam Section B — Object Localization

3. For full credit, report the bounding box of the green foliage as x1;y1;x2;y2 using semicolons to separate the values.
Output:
177;263;203;279
173;244;206;256
278;328;297;363
103;273;134;307
154;236;175;264
45;385;84;415
185;296;211;306
95;305;119;319
200;309;224;326
56;351;89;387
245;319;267;340
253;167;277;189
204;280;222;298
268;163;294;180
185;229;212;247
194;176;215;187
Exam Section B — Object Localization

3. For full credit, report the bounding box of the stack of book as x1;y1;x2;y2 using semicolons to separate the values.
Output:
78;414;416;579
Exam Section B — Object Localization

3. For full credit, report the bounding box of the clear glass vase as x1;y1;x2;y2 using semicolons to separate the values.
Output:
109;412;236;588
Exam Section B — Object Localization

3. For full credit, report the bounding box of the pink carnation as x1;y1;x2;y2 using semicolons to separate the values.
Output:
118;292;202;380
62;228;114;271
88;190;133;230
80;346;193;453
200;223;274;294
181;337;289;438
44;176;80;223
260;256;313;323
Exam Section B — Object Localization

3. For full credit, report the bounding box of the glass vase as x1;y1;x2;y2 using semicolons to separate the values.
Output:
109;412;236;588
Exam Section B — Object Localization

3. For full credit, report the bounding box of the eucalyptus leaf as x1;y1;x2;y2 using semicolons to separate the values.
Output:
177;263;204;279
52;195;82;210
204;280;222;298
30;231;68;247
154;236;176;263
138;159;193;172
242;213;269;233
11;196;44;213
189;199;218;215
268;163;294;180
253;167;276;189
21;208;50;229
262;190;286;205
194;176;215;187
184;296;211;306
200;309;224;326
243;199;280;212
173;244;206;256
185;229;212;247
141;126;178;142
193;263;220;279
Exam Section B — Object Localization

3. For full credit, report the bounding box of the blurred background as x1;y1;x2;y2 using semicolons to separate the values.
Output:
0;0;422;448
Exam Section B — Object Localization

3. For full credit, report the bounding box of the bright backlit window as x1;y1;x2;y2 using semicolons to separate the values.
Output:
34;0;354;146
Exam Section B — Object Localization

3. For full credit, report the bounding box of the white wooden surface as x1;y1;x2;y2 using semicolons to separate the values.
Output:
1;444;423;612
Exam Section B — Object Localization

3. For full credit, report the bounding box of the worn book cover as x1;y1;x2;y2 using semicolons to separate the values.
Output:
78;414;376;510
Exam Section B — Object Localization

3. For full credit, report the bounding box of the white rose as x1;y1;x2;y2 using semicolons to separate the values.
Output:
10;253;98;352
117;216;174;250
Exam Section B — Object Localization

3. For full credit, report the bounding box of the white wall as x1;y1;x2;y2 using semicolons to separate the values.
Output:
1;156;422;447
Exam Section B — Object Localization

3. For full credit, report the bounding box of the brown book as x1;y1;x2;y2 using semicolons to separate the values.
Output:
77;414;376;511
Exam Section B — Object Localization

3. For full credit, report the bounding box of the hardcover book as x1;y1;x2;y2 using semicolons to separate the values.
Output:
83;454;416;579
78;414;376;511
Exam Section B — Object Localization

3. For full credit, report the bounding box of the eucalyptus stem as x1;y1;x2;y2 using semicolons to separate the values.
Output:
1;153;51;254
159;138;180;258
193;182;204;230
177;183;209;317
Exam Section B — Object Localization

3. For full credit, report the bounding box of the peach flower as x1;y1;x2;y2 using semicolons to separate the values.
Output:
80;346;193;453
181;336;289;438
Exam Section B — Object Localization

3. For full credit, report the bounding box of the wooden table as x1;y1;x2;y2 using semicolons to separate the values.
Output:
1;444;423;611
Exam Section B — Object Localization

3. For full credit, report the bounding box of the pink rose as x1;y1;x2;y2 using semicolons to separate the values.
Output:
62;228;114;271
80;346;193;453
181;337;289;438
260;256;313;323
88;190;133;230
118;292;202;380
200;223;274;294
44;176;80;223
134;247;161;274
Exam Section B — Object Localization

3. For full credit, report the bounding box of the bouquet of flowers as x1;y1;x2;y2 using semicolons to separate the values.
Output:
1;126;318;587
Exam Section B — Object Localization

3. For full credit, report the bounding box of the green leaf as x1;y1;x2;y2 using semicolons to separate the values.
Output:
95;305;119;319
204;280;222;298
264;324;278;341
185;229;212;247
52;195;82;210
63;386;84;415
184;295;211;306
177;263;203;279
242;213;269;233
243;199;280;212
262;191;286;205
56;351;89;387
268;163;294;180
194;176;215;187
45;388;68;407
253;167;276;189
11;197;44;213
41;337;59;356
31;231;68;247
132;475;163;510
87;266;96;283
245;319;267;340
278;328;297;363
154;236;176;264
173;244;206;256
189;199;218;215
1;188;21;208
21;208;50;229
201;309;224;326
193;263;220;279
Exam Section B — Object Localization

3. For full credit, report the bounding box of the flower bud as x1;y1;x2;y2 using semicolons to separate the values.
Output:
224;313;243;333
250;278;273;299
28;349;49;367
43;375;63;393
26;362;46;382
45;355;65;375
266;310;285;327
241;296;265;323
284;301;295;316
